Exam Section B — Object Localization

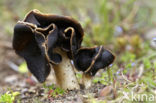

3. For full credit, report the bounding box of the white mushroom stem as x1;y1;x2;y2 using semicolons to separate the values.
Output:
53;49;80;90
82;73;92;89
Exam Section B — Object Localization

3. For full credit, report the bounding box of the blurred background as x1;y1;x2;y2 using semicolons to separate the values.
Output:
0;0;156;102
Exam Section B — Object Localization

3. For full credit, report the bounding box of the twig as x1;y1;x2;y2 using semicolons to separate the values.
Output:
6;61;19;72
121;72;132;83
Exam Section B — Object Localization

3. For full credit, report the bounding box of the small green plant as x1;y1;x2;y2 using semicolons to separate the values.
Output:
0;91;20;103
93;71;112;85
43;84;65;98
143;58;152;69
76;73;82;79
154;62;156;73
18;62;28;73
50;87;65;97
121;52;136;63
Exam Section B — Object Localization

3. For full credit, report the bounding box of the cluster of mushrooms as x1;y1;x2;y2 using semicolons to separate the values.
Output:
13;10;115;90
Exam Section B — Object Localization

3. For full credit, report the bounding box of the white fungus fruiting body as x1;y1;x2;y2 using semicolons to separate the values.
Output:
53;49;80;90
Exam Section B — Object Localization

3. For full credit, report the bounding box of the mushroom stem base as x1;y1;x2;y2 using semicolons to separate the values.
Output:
53;50;80;90
82;73;92;89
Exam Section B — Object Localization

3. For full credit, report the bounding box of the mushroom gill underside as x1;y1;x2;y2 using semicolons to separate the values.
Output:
13;10;115;89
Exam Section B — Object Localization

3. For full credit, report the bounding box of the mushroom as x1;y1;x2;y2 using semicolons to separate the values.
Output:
13;9;115;90
73;46;115;88
13;10;83;90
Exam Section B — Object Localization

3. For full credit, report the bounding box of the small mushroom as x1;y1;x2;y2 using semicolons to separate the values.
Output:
13;9;115;90
73;46;115;88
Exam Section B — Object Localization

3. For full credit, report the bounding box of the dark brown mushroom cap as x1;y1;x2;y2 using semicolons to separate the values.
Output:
13;23;51;82
24;10;84;57
73;46;115;76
